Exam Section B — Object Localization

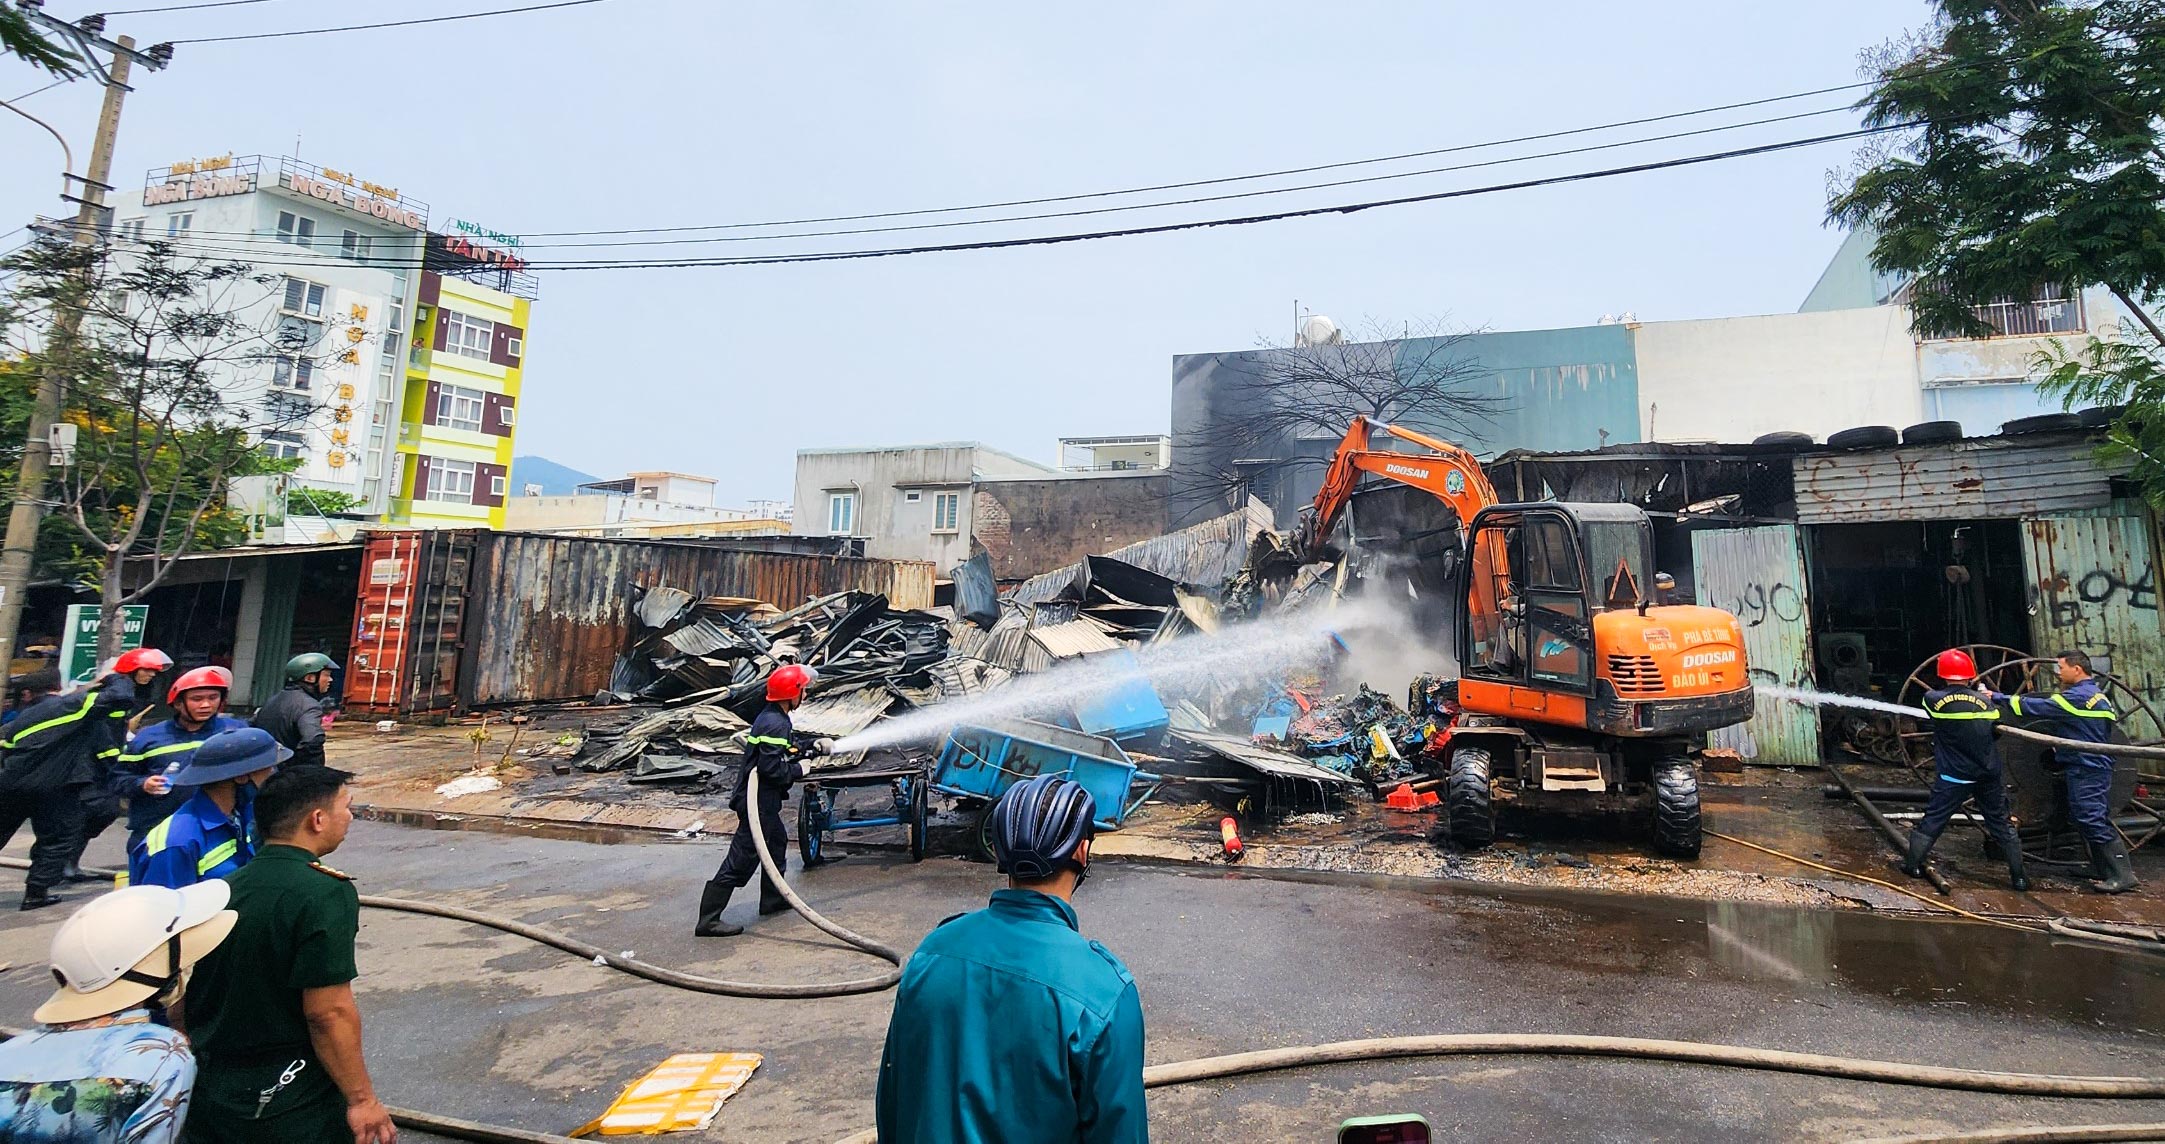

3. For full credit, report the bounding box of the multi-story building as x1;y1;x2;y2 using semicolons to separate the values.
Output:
109;153;534;528
397;248;532;528
504;471;792;537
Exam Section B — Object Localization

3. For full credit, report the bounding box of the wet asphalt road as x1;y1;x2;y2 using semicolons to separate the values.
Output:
4;823;2163;1143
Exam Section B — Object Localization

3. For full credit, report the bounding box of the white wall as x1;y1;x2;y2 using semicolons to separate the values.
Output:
1633;307;1922;442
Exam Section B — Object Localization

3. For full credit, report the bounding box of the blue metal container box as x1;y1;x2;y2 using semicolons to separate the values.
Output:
934;718;1162;830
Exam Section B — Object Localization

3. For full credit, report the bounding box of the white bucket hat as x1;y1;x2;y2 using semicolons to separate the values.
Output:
36;883;237;1025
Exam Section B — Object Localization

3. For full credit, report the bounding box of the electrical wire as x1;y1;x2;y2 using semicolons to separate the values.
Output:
128;102;1862;253
168;0;613;43
107;122;1912;274
6;78;70;103
89;0;282;13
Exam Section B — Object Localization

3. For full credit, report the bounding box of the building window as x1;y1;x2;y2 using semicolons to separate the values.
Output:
441;310;495;361
260;430;306;460
281;277;325;317
340;230;371;261
491;473;508;498
270;355;314;391
118;219;145;242
932;491;960;533
426;458;477;502
506;332;523;360
827;492;856;535
903;490;921;503
434;383;485;432
264;390;314;427
276;211;315;247
166;212;193;237
1968;283;2085;337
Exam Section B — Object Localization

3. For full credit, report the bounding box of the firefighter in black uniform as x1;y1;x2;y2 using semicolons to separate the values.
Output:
251;652;339;769
1901;648;2029;890
0;664;147;909
695;664;834;937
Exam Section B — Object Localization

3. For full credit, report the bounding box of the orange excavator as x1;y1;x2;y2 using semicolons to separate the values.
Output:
1295;418;1754;857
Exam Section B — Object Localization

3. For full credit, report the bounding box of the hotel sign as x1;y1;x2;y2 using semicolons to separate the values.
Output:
430;231;529;272
146;172;256;204
449;218;523;250
282;171;424;230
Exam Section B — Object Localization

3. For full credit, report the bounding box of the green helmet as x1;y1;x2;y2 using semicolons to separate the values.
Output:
285;652;342;683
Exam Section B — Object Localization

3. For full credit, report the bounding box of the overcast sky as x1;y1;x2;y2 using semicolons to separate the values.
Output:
3;1;1931;502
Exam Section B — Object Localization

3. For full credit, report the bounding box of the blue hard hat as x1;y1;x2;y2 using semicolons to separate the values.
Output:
171;727;291;786
989;774;1096;880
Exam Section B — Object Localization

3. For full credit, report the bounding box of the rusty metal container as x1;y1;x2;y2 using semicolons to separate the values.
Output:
343;529;476;716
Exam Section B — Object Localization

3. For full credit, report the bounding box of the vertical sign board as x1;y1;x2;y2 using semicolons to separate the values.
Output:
1690;525;1819;766
58;604;149;685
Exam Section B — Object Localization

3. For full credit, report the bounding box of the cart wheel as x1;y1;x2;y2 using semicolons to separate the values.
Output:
908;780;928;863
798;788;826;867
972;803;998;863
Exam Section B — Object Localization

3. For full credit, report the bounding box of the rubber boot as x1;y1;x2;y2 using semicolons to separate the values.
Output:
694;882;742;937
758;879;791;917
20;890;63;912
1900;831;1934;879
60;861;101;884
2005;847;2030;893
2088;842;2140;895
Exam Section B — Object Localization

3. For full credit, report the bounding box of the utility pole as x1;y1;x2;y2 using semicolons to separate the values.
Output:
0;4;171;677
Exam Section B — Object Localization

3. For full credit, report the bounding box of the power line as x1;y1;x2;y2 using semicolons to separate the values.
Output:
500;80;1884;239
151;102;1860;252
91;0;282;13
169;0;611;43
7;78;71;102
90;123;1911;274
137;89;1872;248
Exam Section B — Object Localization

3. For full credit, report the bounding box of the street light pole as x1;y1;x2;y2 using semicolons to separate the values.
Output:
0;6;170;677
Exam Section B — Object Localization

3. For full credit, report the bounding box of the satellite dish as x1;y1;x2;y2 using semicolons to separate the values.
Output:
1296;314;1343;347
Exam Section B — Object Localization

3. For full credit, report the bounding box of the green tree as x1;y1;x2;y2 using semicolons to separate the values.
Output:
1829;0;2165;501
0;7;76;75
1;237;332;657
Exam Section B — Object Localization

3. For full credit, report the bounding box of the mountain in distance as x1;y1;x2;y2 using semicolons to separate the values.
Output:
507;455;601;497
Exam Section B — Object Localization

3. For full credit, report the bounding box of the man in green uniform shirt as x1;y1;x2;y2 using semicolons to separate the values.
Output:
176;766;396;1144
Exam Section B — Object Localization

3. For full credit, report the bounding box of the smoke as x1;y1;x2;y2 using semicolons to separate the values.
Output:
829;597;1403;755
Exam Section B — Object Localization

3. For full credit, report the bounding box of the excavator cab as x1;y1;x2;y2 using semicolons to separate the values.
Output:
1447;502;1754;858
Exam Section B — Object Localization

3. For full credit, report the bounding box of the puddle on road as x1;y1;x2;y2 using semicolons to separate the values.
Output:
1209;866;2164;1035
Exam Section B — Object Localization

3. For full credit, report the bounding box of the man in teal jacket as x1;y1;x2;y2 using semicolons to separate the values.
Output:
875;774;1147;1143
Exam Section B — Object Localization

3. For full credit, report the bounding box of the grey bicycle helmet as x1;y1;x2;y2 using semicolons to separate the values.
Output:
990;774;1097;880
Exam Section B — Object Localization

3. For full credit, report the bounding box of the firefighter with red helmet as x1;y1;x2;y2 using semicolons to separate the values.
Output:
0;649;169;909
695;663;834;938
1901;649;2029;891
107;666;247;855
63;648;177;882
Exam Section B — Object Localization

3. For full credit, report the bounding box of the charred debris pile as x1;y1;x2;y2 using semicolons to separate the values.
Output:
569;514;1445;821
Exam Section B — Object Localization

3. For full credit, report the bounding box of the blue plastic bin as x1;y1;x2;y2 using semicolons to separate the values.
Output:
934;718;1163;831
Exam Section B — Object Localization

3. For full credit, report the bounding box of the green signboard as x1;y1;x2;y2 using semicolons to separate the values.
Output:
58;604;149;685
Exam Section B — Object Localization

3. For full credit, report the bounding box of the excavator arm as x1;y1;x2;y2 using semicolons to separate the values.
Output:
1294;416;1502;559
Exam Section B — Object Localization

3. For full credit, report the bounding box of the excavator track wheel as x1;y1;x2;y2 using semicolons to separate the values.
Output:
1446;746;1495;850
1653;760;1702;859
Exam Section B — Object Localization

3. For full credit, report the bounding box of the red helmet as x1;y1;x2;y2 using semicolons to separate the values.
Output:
113;647;172;675
766;664;816;703
167;665;234;705
1935;649;1977;683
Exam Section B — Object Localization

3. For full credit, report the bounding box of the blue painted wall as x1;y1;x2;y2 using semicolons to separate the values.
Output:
1169;323;1639;526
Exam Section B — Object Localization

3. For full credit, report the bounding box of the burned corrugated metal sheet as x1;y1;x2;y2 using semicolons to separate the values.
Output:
790;687;900;738
457;532;936;707
1691;525;1820;766
1028;620;1125;660
2022;505;2165;755
1794;433;2127;525
1009;499;1273;605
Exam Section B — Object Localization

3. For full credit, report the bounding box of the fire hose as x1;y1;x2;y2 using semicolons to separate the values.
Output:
12;849;2165;1142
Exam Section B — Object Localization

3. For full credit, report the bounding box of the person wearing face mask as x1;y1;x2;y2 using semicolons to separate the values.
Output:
110;666;247;856
0;882;237;1141
128;729;287;891
875;774;1147;1144
251;653;339;770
